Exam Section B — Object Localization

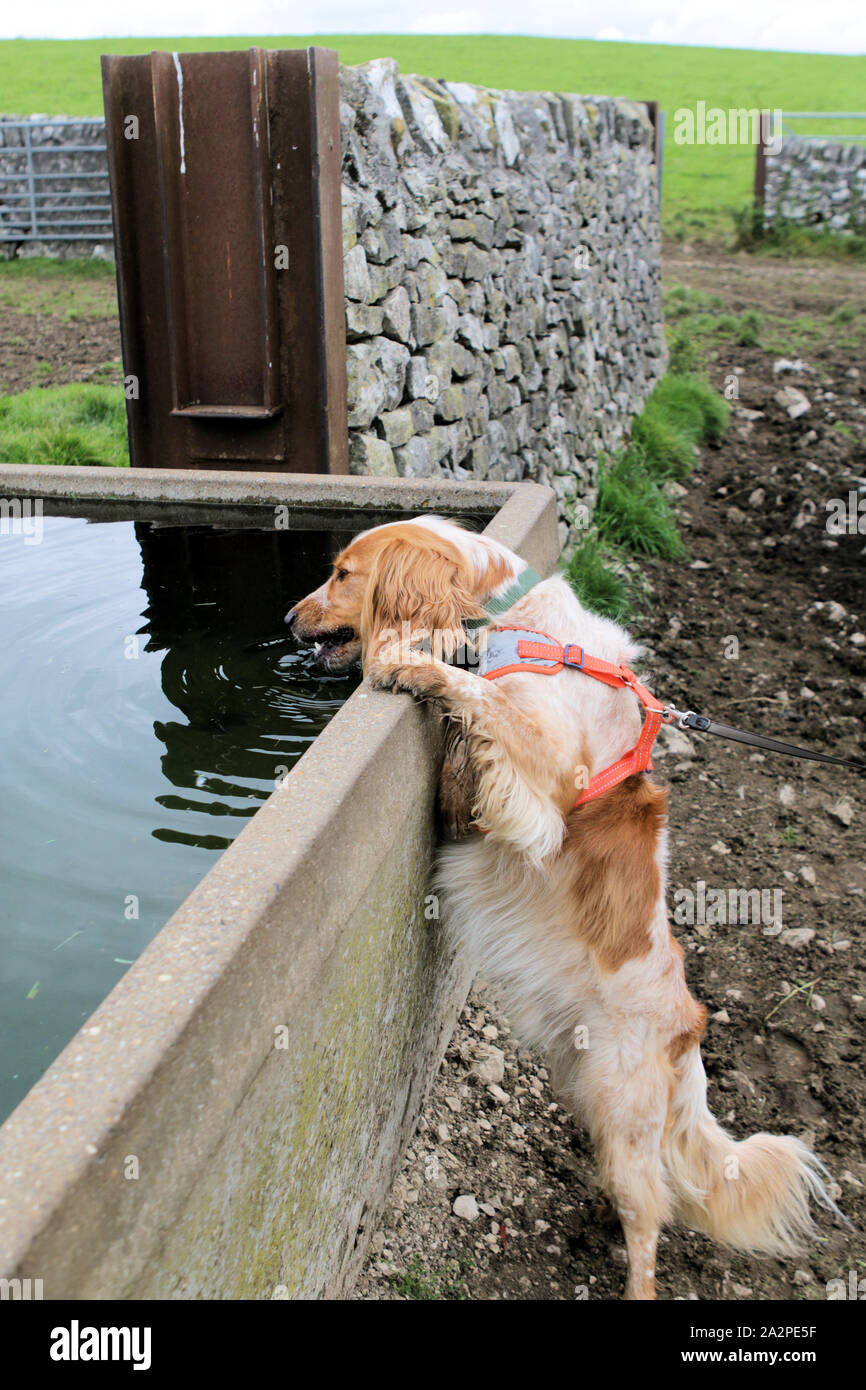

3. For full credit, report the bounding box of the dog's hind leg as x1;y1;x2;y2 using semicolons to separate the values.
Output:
572;1027;673;1300
438;726;476;839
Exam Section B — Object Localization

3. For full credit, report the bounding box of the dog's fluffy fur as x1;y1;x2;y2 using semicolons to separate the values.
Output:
288;516;836;1299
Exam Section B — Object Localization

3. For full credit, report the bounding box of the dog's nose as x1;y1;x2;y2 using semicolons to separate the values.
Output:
285;607;298;628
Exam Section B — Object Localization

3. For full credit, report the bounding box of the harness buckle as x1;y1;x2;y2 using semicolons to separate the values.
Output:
563;644;585;670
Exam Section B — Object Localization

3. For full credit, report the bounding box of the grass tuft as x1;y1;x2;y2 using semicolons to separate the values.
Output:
732;205;866;263
632;375;730;480
667;328;702;376
0;384;129;467
388;1253;471;1300
735;308;763;346
630;411;694;480
663;285;768;362
594;452;686;560
561;534;636;622
563;372;731;616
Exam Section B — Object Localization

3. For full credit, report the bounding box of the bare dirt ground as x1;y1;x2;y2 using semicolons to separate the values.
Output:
0;270;121;394
3;244;863;1302
352;245;866;1301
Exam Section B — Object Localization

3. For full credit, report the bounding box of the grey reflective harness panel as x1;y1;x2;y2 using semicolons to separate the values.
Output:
478;628;563;678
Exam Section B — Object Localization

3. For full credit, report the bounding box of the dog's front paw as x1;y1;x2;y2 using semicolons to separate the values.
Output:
367;648;442;700
366;658;399;692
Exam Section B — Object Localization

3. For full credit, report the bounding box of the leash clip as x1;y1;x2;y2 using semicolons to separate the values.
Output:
663;703;699;729
672;708;712;732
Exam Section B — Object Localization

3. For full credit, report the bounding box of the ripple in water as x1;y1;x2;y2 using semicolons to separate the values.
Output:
0;515;356;1121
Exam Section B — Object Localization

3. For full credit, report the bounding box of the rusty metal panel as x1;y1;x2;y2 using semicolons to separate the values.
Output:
151;50;280;419
101;48;347;473
309;49;350;478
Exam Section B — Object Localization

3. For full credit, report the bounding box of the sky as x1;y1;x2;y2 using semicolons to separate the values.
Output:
1;0;864;54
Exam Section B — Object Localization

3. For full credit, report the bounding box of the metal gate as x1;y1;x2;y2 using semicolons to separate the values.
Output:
0;118;111;243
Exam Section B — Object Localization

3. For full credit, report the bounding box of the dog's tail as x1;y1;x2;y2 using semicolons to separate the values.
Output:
662;1045;838;1255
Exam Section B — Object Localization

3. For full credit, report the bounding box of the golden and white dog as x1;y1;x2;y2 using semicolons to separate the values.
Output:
288;515;833;1300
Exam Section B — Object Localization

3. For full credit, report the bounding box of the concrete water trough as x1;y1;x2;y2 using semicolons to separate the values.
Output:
0;464;558;1299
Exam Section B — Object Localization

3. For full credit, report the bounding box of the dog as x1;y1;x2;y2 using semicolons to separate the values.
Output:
287;514;835;1300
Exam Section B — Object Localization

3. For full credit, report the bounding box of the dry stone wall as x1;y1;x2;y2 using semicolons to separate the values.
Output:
764;136;866;234
339;60;665;543
1;63;666;540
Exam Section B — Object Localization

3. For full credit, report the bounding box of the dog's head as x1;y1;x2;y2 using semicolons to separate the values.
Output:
286;517;517;673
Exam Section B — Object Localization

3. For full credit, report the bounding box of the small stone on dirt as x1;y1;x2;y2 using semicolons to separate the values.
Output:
472;1046;506;1086
780;927;816;949
829;797;854;828
453;1194;479;1222
774;385;811;419
655;725;694;758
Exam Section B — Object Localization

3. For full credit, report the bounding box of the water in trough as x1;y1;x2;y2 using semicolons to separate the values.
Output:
0;513;357;1122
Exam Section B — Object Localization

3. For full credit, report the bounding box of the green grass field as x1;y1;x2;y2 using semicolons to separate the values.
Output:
1;35;864;236
0;384;129;466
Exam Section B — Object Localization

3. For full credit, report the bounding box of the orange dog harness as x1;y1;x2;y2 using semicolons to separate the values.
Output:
479;625;668;808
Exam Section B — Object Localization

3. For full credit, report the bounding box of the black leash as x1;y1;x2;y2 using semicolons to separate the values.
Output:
667;706;866;774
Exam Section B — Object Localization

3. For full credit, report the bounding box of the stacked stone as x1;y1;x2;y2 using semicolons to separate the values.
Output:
0;71;668;543
339;60;665;545
765;136;866;234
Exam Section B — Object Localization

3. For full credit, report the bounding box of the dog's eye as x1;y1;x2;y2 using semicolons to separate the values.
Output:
335;568;349;582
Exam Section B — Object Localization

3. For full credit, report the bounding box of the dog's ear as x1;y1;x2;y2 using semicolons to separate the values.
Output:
360;533;486;664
